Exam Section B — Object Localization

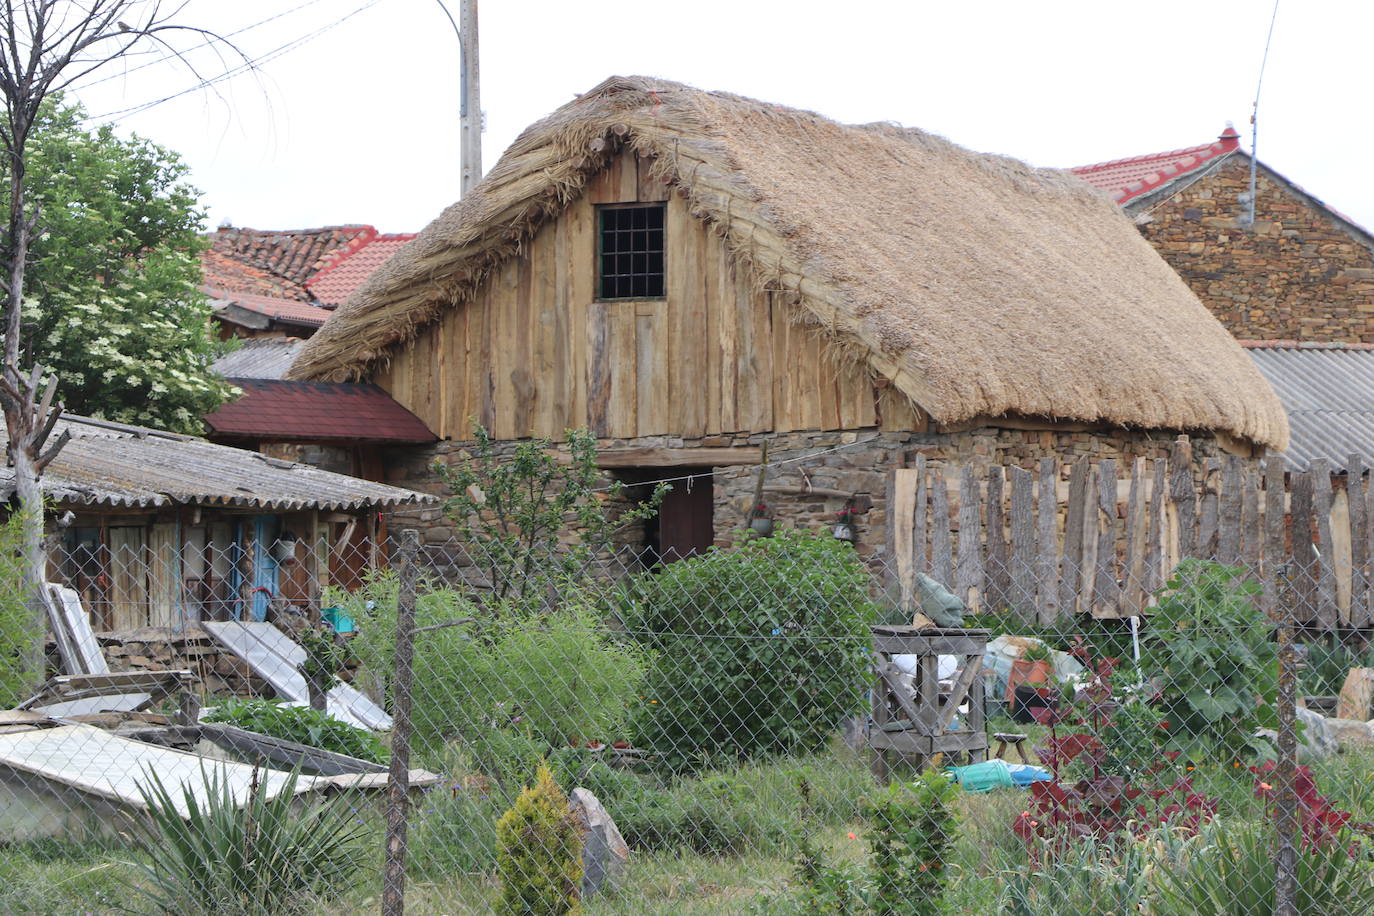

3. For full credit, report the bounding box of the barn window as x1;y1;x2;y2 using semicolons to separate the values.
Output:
598;204;665;299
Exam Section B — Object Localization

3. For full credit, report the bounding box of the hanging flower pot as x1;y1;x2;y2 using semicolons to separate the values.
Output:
749;503;774;536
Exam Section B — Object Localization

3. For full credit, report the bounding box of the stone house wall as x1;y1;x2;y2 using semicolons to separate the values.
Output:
1135;158;1374;343
382;425;1226;575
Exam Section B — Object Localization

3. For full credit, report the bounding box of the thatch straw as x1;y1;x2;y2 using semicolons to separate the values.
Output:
291;76;1288;449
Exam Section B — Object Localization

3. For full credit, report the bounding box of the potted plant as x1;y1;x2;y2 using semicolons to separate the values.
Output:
1006;640;1055;703
749;503;774;537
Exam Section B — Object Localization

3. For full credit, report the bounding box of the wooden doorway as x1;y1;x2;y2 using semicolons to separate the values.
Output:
626;467;715;565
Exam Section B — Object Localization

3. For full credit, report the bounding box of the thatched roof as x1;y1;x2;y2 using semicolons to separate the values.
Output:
291;76;1288;449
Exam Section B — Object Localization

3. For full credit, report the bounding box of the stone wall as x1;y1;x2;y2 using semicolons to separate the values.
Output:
381;425;1226;572
1135;158;1374;343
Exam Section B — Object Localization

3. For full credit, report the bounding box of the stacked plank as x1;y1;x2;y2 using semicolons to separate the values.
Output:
886;437;1371;631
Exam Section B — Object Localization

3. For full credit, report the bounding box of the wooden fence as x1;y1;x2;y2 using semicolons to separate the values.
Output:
886;437;1368;631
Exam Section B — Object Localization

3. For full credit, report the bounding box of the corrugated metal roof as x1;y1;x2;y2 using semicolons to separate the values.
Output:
211;338;304;380
0;415;432;511
1246;342;1374;472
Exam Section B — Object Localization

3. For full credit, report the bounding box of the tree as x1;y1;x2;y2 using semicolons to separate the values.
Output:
0;1;241;683
14;98;232;431
438;424;665;605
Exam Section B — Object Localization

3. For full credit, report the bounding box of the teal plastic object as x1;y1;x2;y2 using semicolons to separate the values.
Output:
322;607;356;634
948;760;1015;792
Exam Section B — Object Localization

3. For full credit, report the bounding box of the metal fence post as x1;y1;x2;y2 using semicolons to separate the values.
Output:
383;529;419;916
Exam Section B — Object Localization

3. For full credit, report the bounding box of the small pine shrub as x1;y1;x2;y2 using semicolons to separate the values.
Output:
495;762;583;916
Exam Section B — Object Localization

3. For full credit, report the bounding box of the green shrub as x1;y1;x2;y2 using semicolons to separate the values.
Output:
626;529;877;773
203;698;390;765
864;771;958;916
1142;559;1277;762
131;765;366;916
337;572;648;753
496;762;583;916
1151;820;1374;916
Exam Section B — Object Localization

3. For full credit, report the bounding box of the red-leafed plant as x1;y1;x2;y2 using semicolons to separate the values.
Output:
1250;761;1374;851
1012;646;1218;856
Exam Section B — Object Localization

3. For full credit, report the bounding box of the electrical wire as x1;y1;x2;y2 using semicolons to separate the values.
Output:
593;435;885;493
69;0;334;94
83;0;385;125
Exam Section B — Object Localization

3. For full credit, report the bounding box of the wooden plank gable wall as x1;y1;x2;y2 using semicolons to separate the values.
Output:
374;151;924;441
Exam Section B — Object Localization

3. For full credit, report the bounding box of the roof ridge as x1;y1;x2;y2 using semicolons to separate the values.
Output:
1073;140;1221;174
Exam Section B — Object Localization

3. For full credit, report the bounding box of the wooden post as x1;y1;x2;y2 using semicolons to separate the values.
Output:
1218;455;1243;565
1121;458;1146;616
1061;460;1090;616
459;0;482;196
1312;460;1338;632
1147;457;1167;595
383;529;419;916
956;466;983;613
1035;458;1061;624
1291;471;1318;626
1263;458;1286;619
1093;459;1120;616
930;467;953;588
985;467;1010;616
913;453;928;580
1241;463;1261;574
1010;466;1035;622
1352;456;1371;629
1170;437;1196;560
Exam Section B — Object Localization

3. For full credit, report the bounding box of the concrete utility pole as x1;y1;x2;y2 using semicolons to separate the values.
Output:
459;0;482;196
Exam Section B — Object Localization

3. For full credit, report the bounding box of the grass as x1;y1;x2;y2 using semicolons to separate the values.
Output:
4;743;1373;914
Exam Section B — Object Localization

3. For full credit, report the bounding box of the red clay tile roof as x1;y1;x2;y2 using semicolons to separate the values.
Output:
202;249;310;301
205;378;436;444
206;287;334;328
211;225;376;286
1071;126;1241;206
306;233;417;307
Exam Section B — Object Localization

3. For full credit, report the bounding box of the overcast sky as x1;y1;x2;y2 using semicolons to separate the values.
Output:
68;0;1374;235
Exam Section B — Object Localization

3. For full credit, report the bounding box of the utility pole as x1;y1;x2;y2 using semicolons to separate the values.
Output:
459;0;482;196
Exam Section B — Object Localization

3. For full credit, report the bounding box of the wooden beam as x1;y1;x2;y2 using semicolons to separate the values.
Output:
552;446;763;468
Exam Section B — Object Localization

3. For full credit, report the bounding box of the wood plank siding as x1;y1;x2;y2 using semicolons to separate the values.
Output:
374;151;926;441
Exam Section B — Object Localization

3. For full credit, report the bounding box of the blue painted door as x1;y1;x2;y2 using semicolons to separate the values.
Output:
250;515;281;622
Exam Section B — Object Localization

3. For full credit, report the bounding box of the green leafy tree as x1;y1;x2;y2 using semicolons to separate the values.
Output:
438;424;664;604
1142;559;1277;762
10;98;232;431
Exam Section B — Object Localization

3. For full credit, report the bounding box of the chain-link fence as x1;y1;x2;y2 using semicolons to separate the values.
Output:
1;530;1372;915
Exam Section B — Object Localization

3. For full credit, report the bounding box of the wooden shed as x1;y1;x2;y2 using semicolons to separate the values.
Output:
289;76;1288;565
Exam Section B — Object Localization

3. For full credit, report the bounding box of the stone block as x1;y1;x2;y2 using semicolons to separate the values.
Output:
570;787;628;898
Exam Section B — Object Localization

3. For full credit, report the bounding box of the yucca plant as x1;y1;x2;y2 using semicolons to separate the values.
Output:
130;764;367;916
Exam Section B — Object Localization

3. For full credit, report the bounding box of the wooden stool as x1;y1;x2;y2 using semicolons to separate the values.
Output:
992;732;1030;763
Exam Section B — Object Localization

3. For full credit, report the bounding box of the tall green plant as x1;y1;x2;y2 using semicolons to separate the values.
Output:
627;529;877;773
1142;559;1277;762
131;765;366;916
864;772;959;916
0;511;37;707
437;425;663;605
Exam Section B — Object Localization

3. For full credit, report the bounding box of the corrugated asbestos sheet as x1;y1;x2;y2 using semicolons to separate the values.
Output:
1247;344;1374;472
0;415;431;510
210;338;303;380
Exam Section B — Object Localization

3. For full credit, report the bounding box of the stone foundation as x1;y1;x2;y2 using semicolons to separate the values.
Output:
381;424;1228;569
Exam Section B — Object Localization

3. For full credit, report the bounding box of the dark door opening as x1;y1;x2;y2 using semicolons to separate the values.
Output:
624;467;715;566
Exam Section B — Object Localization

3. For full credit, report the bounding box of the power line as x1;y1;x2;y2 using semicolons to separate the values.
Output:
593;436;883;493
69;0;334;94
83;0;385;126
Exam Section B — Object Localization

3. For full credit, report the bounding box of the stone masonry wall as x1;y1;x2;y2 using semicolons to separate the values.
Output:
1136;158;1374;343
381;426;1224;574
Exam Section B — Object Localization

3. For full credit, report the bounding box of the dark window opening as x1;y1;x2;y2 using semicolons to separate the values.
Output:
599;204;665;299
620;467;714;566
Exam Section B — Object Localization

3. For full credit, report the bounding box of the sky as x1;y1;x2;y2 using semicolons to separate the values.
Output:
67;0;1374;235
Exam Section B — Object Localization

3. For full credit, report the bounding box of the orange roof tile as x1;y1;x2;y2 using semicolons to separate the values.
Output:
1071;126;1241;205
306;234;417;307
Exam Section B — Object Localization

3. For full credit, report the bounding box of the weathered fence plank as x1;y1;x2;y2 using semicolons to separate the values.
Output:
1197;458;1221;561
1354;456;1371;628
1312;459;1339;630
1121;458;1146;615
889;468;918;609
1170;438;1196;559
1291;470;1319;624
1061;460;1090;616
1036;458;1060;625
1010;466;1035;622
1093;459;1121;617
1148;457;1168;595
1218;455;1242;565
956;466;984;613
1241;463;1261;573
912;453;928;581
1263;458;1286;618
930;467;952;589
985;467;1010;616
